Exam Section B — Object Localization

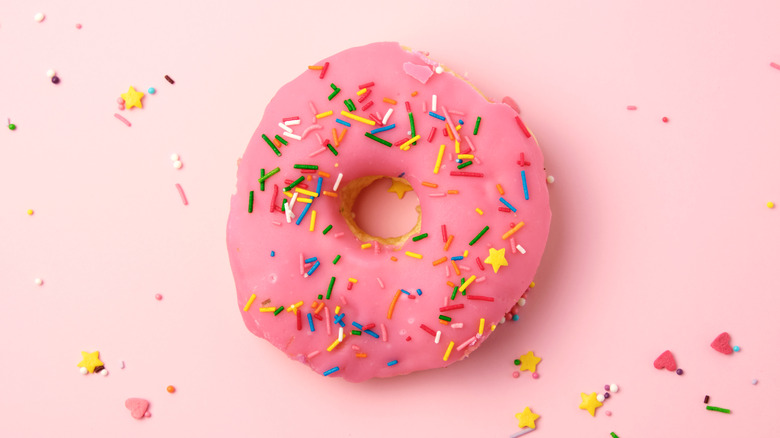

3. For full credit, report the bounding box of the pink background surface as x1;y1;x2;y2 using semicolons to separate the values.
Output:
2;1;779;436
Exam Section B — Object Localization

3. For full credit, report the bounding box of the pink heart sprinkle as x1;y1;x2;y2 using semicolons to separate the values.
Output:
710;332;733;355
124;398;150;419
653;350;677;371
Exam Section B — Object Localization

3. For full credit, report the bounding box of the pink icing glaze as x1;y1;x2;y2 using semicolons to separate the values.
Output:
227;42;551;382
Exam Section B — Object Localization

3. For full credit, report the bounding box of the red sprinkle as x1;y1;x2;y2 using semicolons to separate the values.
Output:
282;116;300;122
175;183;188;205
358;81;375;89
270;184;279;213
363;323;375;331
405;101;412;112
420;324;437;336
300;169;316;174
441;224;448;242
296;309;302;330
358;89;372;102
319;62;329;79
427;126;437;142
450;171;484;177
361;101;374;111
312;313;323;321
368;114;383;126
394;137;410;146
515;116;531;138
498;207;513;212
466;295;494;302
347;282;353;290
439;304;465;312
476;257;485;271
662;117;669;123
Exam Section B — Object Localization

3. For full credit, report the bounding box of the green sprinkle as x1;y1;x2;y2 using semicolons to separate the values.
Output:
344;99;355;111
513;359;521;365
610;433;619;438
259;169;265;191
294;164;318;170
258;167;280;184
438;315;452;322
332;254;341;264
317;294;323;300
283;176;305;192
328;84;341;101
451;285;458;300
323;224;333;235
351;330;362;335
274;134;289;146
468;226;490;246
457;160;473;169
327;143;338;156
706;406;731;413
248;190;254;213
473;116;481;135
412;233;428;242
262;134;281;157
327;276;335;299
364;132;392;147
408;112;416;144
273;306;284;316
8;123;16;131
461;277;467;295
281;198;287;212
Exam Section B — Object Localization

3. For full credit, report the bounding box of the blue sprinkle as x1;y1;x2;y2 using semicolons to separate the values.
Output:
499;197;517;213
370;123;396;134
387;360;398;366
335;118;351;127
458;119;464;125
304;257;317;263
428;111;446;121
351;321;363;329
305;260;320;276
401;289;411;295
296;203;312;225
364;329;379;338
451;256;464;261
733;346;741;352
307;313;315;331
323;366;339;376
416;289;422;296
398;172;405;178
270;251;275;257
147;87;156;94
456;159;463;163
316;176;323;195
521;170;529;200
334;312;345;325
512;314;520;321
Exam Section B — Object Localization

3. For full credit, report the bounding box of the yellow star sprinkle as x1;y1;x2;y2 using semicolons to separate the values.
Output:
484;247;508;273
515;407;540;429
121;86;144;109
518;351;541;372
77;351;103;373
579;392;603;416
387;179;413;199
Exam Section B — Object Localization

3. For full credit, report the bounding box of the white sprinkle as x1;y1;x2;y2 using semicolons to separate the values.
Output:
173;160;183;169
277;122;293;133
79;367;88;375
100;369;109;376
289;192;299;210
284;119;301;126
432;95;437;112
285;206;292;223
282;131;302;141
333;232;344;238
271;221;282;226
34;278;43;286
451;322;463;329
170;153;179;161
376;277;384;289
435;65;443;74
510;427;535;437
34;12;45;22
434;331;441;344
516;244;526;254
119;361;125;369
338;326;344;342
610;383;619;392
333;173;344;191
382;108;393;125
597;394;605;403
547;175;555;184
46;69;56;78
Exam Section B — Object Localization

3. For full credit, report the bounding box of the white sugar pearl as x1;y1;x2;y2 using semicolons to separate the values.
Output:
46;69;56;78
546;175;555;184
609;383;619;393
100;369;108;376
518;298;526;307
34;12;45;22
79;367;88;375
596;394;605;403
435;65;443;74
170;153;179;161
173;160;182;169
34;278;43;286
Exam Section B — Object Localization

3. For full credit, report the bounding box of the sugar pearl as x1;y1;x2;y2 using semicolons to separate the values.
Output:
79;367;88;375
173;160;183;169
609;383;619;393
596;394;605;402
34;12;45;22
34;278;43;286
46;69;56;78
435;66;443;74
170;153;180;161
100;369;108;376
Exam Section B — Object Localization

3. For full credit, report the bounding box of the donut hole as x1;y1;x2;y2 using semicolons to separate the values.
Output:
339;176;421;247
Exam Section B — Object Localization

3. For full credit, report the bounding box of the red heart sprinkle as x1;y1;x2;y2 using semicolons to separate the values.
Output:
710;332;733;355
653;350;677;371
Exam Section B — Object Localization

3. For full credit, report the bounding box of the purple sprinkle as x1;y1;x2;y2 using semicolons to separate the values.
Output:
676;368;684;375
604;384;610;391
604;392;610;399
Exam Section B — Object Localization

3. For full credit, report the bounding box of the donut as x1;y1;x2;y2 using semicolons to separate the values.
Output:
227;42;551;382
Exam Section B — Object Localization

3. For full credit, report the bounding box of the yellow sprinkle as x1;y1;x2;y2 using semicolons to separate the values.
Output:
422;181;439;188
326;339;341;352
297;197;313;204
283;191;293;198
287;301;304;312
455;140;461;154
383;97;397;105
457;154;474;159
321;191;338;197
308;65;324;70
405;251;423;259
768;201;775;209
340;111;375;125
434;144;446;174
458;275;477;293
502;222;525;240
309;210;317;232
348;278;358;283
258;307;277;312
475;208;483;215
399;135;421;149
455;124;462;131
491;324;496;331
361;243;372;249
243;294;256;311
315;110;334;119
447;190;459;195
478;318;485;335
496;184;505;195
295;188;319;198
357;88;367;95
318;171;331;178
335;306;341;314
463;250;468;257
443;341;455;361
529;281;535;288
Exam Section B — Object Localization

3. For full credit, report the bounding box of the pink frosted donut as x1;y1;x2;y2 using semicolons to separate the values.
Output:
227;42;551;382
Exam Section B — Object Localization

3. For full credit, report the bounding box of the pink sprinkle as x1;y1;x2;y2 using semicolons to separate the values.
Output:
512;371;520;378
324;307;331;336
440;106;461;141
175;183;188;205
380;323;388;342
464;136;476;153
333;232;344;238
307;351;320;359
299;253;304;276
154;294;163;301
532;372;539;379
770;62;780;71
75;23;82;29
510;237;517;254
456;336;477;351
114;113;131;127
605;411;612;417
626;105;638;110
308;101;318;115
376;277;384;288
319;62;329;79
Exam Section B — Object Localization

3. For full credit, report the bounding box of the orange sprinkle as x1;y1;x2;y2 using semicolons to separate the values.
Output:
451;260;461;276
432;256;448;266
496;184;505;195
338;128;347;142
439;319;449;325
321;190;338;198
422;181;439;188
356;353;367;358
447;190;459;195
446;281;456;288
310;301;319;309
383;97;397;105
445;123;454;140
411;91;418;97
444;235;454;251
308;65;324;70
272;138;281;148
318;171;331;178
390;256;398;261
332;128;340;147
306;175;312;181
501;222;525;240
387;290;402;319
314;302;325;314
